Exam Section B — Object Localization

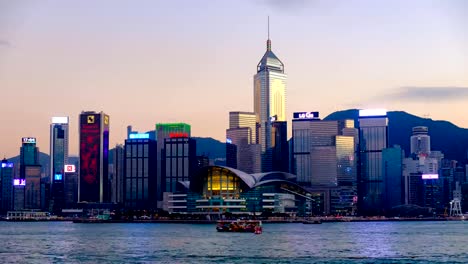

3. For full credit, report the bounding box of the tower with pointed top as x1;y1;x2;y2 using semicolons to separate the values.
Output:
254;21;287;172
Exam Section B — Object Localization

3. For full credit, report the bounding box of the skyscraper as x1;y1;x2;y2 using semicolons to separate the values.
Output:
358;109;388;215
18;137;42;210
79;111;110;203
292;112;357;214
123;132;157;209
271;120;288;172
20;137;38;177
226;111;261;173
1;159;14;213
111;144;124;204
162;136;196;193
254;30;287;172
156;123;191;207
50;116;69;213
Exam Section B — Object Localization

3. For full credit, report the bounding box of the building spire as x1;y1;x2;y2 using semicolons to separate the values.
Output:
267;16;271;51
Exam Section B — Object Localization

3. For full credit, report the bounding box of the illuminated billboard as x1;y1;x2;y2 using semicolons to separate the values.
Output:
129;133;149;139
422;174;439;179
169;132;189;138
52;116;69;124
22;137;36;144
13;179;26;186
1;163;13;168
293;112;319;119
359;109;387;117
54;174;63;181
64;164;76;173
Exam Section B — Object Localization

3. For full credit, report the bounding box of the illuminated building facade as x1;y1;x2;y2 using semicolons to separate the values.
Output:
79;111;110;203
123;133;157;209
358;109;388;215
254;36;287;172
156;123;191;206
163;166;313;215
50;116;69;213
229;112;256;143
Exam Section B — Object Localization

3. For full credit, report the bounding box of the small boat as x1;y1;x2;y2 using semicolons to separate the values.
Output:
216;220;263;234
302;219;322;224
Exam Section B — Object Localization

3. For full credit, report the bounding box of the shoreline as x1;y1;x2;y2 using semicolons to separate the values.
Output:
1;217;464;223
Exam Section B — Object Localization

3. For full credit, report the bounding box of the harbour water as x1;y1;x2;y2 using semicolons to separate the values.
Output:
1;221;467;263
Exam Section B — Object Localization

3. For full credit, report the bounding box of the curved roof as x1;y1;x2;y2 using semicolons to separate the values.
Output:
251;171;297;183
215;166;257;188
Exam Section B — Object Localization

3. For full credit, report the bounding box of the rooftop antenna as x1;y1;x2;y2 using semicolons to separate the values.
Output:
267;16;271;51
268;16;270;40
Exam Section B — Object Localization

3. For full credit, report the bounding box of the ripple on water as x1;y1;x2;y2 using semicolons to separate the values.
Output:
0;222;467;263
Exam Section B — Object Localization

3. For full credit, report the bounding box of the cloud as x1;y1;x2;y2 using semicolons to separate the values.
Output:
377;86;468;102
0;40;11;47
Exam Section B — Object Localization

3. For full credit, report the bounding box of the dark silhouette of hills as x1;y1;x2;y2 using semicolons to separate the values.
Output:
324;109;468;162
5;152;50;175
193;137;225;159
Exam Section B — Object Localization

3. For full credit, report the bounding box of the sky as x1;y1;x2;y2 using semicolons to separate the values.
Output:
0;0;467;158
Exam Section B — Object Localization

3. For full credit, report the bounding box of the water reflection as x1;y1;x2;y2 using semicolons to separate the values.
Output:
0;221;467;263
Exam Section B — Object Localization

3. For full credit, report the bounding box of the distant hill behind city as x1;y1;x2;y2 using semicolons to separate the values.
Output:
324;109;468;162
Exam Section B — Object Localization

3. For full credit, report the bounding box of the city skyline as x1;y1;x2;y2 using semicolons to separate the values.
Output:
1;0;467;158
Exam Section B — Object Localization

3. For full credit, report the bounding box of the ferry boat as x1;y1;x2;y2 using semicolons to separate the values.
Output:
216;220;263;234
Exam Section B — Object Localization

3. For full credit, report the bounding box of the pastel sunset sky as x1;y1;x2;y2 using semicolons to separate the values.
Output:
0;0;467;158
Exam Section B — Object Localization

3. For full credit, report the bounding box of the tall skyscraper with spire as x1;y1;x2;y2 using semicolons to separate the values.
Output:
254;19;287;172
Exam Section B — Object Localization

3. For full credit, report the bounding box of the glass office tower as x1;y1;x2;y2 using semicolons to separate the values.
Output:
254;37;287;172
162;137;196;193
358;109;388;215
50;116;69;212
155;123;191;207
1;159;14;212
226;111;261;173
124;133;157;209
79;111;110;203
